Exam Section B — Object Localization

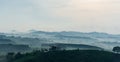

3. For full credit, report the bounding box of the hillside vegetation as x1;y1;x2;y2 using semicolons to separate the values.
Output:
7;50;120;62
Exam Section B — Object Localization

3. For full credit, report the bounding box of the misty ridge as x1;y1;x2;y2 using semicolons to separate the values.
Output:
0;30;120;54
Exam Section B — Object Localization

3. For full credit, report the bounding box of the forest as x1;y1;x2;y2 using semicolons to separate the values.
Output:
7;49;120;62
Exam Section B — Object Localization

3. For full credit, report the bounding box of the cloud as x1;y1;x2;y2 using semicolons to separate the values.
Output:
0;0;34;31
30;0;120;34
0;0;120;34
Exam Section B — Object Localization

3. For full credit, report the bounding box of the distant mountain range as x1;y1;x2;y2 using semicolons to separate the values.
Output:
0;30;120;53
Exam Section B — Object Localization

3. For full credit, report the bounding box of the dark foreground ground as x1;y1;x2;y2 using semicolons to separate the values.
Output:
0;56;7;62
6;50;120;62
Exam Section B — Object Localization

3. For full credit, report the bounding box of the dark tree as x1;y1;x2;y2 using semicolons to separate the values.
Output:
6;52;15;62
113;46;120;53
14;52;23;59
49;46;57;51
49;46;61;51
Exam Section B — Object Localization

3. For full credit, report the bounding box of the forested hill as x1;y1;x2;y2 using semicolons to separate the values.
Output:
7;50;120;62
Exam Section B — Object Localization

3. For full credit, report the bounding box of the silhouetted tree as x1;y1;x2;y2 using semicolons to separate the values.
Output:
6;52;15;62
113;46;120;53
49;46;57;51
14;52;23;59
49;46;61;51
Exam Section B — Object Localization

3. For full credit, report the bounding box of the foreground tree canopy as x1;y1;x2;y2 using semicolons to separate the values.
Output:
7;49;120;62
113;46;120;53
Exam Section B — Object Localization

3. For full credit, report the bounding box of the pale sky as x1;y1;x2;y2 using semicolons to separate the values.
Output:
0;0;120;34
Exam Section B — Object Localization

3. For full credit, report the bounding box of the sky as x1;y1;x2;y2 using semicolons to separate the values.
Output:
0;0;120;34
